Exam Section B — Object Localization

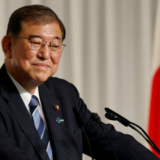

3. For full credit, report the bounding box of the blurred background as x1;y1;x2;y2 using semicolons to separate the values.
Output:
0;0;159;159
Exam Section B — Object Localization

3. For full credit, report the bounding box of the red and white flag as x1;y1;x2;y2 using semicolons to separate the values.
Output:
148;1;160;158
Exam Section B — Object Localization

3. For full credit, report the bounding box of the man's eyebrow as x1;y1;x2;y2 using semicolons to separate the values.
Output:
28;35;62;41
53;36;62;41
28;35;41;39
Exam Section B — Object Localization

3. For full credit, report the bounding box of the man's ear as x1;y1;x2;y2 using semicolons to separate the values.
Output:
1;35;12;58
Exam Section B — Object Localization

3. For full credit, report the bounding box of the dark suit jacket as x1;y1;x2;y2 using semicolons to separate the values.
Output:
0;64;158;160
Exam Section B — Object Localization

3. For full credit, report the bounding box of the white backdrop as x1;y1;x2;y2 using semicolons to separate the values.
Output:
0;0;158;159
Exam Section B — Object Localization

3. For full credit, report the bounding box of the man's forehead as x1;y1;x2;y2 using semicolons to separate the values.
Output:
21;20;60;30
20;21;62;40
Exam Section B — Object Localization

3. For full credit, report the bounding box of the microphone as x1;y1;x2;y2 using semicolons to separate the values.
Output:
105;108;130;126
91;113;119;160
105;108;160;155
72;108;94;160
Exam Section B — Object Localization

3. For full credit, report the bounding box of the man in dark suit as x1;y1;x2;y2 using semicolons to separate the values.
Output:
0;4;158;160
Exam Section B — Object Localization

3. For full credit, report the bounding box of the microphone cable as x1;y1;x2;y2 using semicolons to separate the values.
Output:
73;108;94;160
130;122;160;155
91;113;119;160
129;124;157;150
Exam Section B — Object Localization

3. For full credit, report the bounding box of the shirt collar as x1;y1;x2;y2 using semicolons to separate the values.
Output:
7;72;40;108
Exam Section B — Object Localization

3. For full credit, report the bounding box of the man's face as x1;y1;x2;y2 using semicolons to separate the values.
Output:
6;21;63;85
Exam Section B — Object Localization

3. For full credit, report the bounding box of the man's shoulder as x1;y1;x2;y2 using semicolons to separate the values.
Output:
42;77;78;93
45;77;72;87
40;77;80;98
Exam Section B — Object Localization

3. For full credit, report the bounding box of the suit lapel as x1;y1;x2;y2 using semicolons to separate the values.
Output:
0;65;49;160
39;83;65;160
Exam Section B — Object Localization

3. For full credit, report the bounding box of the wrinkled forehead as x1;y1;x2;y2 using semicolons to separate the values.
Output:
21;19;59;30
20;21;63;41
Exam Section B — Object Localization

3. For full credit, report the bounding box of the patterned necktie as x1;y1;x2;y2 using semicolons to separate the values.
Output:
29;95;53;160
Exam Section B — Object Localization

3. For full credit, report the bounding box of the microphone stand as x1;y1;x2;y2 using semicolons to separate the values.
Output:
104;108;160;156
73;108;94;160
91;113;119;160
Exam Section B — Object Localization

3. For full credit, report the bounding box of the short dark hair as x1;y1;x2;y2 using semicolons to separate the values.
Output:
6;5;66;40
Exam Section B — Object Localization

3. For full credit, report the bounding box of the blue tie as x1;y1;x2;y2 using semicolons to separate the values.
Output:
29;95;53;160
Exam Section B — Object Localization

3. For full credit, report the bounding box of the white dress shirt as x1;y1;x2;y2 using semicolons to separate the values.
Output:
7;72;47;124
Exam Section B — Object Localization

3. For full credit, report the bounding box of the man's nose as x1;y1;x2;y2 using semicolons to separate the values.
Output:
37;42;51;59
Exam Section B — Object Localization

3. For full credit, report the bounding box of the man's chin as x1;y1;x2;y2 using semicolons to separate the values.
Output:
31;75;50;84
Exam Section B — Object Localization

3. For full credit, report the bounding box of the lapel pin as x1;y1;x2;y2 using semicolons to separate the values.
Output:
56;117;64;123
54;105;60;111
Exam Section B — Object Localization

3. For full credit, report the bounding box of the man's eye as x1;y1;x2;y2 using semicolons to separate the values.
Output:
31;38;42;45
32;41;41;44
52;45;59;48
50;43;61;48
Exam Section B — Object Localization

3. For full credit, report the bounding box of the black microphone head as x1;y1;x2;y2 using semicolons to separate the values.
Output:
105;112;119;121
105;108;113;113
91;113;101;122
105;108;130;127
